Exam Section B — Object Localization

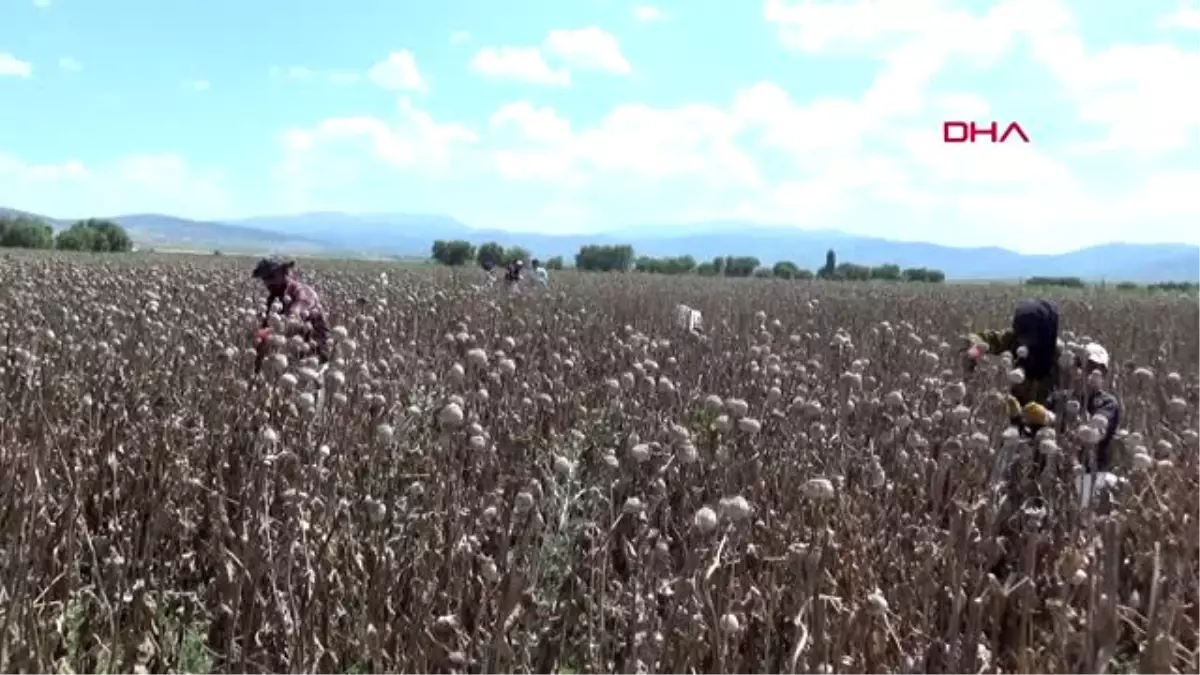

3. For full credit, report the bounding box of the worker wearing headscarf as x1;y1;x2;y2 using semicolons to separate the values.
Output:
251;257;330;363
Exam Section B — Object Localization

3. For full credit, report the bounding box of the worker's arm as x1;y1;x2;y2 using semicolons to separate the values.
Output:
260;291;281;327
286;284;319;317
1094;389;1118;441
967;328;1017;355
1089;391;1122;471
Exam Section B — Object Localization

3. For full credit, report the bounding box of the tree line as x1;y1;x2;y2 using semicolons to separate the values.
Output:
432;240;946;283
1024;276;1198;293
0;215;135;252
430;240;566;270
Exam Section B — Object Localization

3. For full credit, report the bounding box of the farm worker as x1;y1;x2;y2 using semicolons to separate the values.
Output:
531;259;549;287
504;259;524;291
251;257;331;363
478;259;496;287
961;298;1066;432
1064;342;1122;473
1057;342;1124;505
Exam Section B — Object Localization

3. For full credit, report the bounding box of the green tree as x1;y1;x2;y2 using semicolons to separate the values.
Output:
635;255;696;275
1025;276;1085;289
835;262;871;281
869;264;902;281
1142;279;1190;290
546;256;565;270
772;260;801;279
54;225;99;251
723;256;760;277
634;256;658;273
503;246;531;264
476;241;505;267
88;219;134;252
817;249;837;279
575;244;635;272
901;267;946;283
0;216;55;249
431;239;475;266
54;219;133;252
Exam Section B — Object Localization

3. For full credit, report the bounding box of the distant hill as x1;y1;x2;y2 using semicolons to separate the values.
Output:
227;213;1197;282
1;208;328;254
110;214;329;253
1;206;69;227
5;207;1197;282
231;212;464;255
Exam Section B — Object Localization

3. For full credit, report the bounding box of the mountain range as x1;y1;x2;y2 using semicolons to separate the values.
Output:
3;206;1197;283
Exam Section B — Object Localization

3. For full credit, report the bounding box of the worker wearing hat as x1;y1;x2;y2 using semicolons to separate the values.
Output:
251;257;331;363
1073;342;1122;473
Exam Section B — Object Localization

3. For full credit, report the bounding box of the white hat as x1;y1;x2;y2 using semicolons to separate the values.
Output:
1083;342;1110;368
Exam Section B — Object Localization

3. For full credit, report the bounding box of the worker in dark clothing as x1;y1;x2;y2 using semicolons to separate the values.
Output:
961;299;1068;433
963;300;1124;469
477;259;497;288
504;259;524;292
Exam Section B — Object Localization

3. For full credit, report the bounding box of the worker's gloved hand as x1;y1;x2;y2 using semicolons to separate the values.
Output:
1004;395;1022;418
960;337;985;373
253;327;271;347
1021;402;1052;426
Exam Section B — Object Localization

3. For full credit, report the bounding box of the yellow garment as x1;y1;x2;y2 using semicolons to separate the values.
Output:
1004;395;1022;418
1021;402;1051;426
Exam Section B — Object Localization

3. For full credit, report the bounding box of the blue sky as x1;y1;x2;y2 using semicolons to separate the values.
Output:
1;0;1197;254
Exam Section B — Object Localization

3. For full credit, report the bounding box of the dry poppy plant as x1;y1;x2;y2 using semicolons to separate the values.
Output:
0;251;1195;674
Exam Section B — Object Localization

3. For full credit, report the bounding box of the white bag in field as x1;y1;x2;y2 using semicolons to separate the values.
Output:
1076;471;1124;509
675;304;703;334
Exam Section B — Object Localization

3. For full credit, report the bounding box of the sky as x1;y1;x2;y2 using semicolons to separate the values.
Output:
1;0;1198;254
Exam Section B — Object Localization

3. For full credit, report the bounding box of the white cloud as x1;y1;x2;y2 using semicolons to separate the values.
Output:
764;0;1199;158
275;99;480;206
183;1;1197;253
470;47;571;86
281;102;478;169
270;65;361;85
543;27;633;75
272;53;428;91
367;50;427;92
488;102;582;183
0;53;33;78
0;153;233;219
488;99;759;187
1159;6;1200;30
634;5;665;22
1027;27;1200;157
744;0;1200;249
763;0;1027;59
732;82;874;159
450;30;472;45
58;57;82;72
470;26;632;85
